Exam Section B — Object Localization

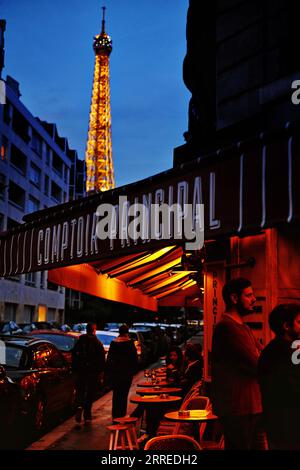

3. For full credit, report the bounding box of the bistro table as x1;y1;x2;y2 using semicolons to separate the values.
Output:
164;410;218;422
164;410;218;442
137;381;169;387
131;395;182;405
130;395;182;437
136;387;182;396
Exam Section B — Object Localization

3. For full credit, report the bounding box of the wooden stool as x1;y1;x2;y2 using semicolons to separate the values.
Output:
107;424;133;450
114;417;139;449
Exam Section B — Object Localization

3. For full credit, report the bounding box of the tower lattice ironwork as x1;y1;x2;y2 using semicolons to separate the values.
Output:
85;6;115;192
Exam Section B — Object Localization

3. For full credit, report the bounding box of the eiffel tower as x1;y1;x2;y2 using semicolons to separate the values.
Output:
85;6;115;192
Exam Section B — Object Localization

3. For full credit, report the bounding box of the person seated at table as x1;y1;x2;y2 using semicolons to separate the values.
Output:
180;343;203;397
166;346;183;387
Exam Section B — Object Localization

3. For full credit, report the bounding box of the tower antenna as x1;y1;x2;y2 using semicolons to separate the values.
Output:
101;6;106;34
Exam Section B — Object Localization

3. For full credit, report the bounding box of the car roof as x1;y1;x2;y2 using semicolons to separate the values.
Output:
96;330;118;336
29;329;81;338
0;334;56;348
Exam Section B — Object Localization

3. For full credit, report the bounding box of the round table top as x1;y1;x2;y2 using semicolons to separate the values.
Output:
136;387;182;395
164;410;218;422
130;394;182;405
137;381;169;387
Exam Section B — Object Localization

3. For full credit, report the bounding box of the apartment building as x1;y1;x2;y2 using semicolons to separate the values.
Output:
0;73;85;324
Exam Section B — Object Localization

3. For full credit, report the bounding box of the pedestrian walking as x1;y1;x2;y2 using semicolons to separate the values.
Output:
211;277;265;449
72;322;105;423
258;303;300;449
106;324;138;419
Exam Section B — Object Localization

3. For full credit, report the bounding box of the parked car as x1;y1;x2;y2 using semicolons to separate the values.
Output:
0;335;76;435
95;330;118;355
132;323;168;358
0;365;21;448
0;321;23;335
28;330;82;364
19;322;60;334
72;323;87;333
109;328;151;366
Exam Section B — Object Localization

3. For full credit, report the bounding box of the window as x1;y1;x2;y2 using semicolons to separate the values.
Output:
12;107;29;143
4;302;17;321
51;181;62;203
33;345;50;369
27;196;39;214
44;175;49;196
3;346;24;369
24;305;35;323
25;272;36;287
45;146;51;166
40;271;45;289
47;345;65;368
10;144;27;175
63;167;69;184
1;135;8;161
29;163;41;188
47;307;56;321
52;152;63;177
3;102;10;125
0;173;6;199
8;181;25;210
31;130;43;157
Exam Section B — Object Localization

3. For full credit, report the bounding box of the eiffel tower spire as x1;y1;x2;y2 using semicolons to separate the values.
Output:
85;6;114;192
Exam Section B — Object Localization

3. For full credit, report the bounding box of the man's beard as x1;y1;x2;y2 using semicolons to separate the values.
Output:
289;329;300;341
236;301;254;317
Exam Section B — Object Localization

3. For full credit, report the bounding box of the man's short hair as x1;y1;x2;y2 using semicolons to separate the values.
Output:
86;322;96;334
222;277;252;309
269;303;300;337
119;324;129;336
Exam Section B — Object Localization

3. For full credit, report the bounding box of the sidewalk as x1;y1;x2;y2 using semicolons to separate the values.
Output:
27;362;162;451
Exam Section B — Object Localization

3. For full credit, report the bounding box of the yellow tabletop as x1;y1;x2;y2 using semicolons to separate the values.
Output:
130;394;182;405
164;410;218;422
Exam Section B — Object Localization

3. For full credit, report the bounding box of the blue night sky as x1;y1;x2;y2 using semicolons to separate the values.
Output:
1;0;190;187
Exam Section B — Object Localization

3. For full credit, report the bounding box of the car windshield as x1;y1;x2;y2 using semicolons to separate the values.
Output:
96;333;117;346
0;345;25;368
30;334;77;352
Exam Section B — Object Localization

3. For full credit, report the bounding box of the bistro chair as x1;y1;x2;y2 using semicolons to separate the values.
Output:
144;434;202;451
173;395;211;439
156;381;202;436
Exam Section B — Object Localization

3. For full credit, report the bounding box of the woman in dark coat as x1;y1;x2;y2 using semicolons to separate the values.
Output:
180;343;203;397
166;345;183;386
106;324;138;418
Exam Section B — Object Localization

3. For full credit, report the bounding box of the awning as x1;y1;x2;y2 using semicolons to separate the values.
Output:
48;245;200;311
0;121;299;310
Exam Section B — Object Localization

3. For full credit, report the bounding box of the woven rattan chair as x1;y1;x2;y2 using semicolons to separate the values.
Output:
156;381;203;436
144;434;202;451
173;396;211;439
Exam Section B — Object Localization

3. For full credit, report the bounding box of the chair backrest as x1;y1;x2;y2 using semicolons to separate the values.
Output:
144;434;202;451
182;395;211;411
174;396;211;438
182;380;202;405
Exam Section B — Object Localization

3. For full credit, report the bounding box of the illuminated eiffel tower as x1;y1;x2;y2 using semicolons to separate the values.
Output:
85;6;115;192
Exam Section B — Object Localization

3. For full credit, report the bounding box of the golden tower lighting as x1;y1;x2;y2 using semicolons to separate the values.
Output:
85;6;115;192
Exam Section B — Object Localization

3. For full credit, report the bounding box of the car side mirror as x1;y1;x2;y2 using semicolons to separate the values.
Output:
0;365;6;379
